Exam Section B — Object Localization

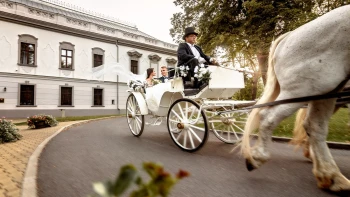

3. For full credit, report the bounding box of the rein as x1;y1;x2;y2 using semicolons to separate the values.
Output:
218;90;350;115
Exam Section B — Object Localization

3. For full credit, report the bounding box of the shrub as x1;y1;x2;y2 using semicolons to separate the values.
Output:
27;114;58;129
0;118;22;144
91;162;189;197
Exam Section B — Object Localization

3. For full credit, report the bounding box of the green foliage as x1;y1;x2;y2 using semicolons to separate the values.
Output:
27;114;58;129
232;74;263;100
199;70;211;84
0;118;22;144
91;162;189;197
274;108;350;143
171;0;349;55
14;115;120;126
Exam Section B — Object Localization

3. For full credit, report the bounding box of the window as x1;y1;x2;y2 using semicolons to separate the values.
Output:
131;60;138;74
18;34;38;66
92;47;105;67
20;43;35;65
166;57;177;78
59;42;75;70
19;85;35;106
94;54;103;67
127;50;142;74
60;86;73;106
93;88;103;106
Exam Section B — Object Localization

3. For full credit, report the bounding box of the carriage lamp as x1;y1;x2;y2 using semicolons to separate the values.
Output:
3;87;6;92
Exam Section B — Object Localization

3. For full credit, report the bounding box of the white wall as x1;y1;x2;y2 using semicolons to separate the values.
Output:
0;20;118;82
0;75;122;110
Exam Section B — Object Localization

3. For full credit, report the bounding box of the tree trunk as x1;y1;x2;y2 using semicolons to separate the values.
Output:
257;53;268;85
251;72;259;100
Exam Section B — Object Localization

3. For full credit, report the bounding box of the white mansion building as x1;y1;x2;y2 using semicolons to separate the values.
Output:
0;0;178;118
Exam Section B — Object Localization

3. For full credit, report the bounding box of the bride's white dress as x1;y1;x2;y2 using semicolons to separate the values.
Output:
145;82;172;112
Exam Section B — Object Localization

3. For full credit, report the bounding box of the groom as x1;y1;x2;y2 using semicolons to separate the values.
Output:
159;66;169;83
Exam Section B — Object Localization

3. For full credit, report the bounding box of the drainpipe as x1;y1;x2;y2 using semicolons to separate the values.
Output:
116;40;120;111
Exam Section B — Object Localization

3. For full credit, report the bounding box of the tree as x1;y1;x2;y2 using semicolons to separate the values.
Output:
170;0;350;86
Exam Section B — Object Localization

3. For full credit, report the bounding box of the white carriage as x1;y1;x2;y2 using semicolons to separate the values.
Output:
126;65;252;152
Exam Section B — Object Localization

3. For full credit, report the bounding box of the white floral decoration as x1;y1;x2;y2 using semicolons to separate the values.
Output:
177;65;190;77
194;64;211;83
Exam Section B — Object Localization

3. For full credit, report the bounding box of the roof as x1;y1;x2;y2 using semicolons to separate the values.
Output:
10;0;161;40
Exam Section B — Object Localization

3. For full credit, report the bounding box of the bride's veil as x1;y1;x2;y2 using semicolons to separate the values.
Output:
91;63;146;85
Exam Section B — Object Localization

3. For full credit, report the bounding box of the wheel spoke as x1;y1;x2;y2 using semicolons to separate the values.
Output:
132;119;137;133
169;128;178;132
136;117;142;124
232;123;245;132
230;125;239;139
183;129;187;148
188;128;202;143
128;98;134;109
227;125;231;141
127;107;133;113
168;119;181;123
135;120;140;134
187;128;195;149
171;109;183;121
185;102;188;119
188;106;196;120
177;103;186;120
188;124;205;131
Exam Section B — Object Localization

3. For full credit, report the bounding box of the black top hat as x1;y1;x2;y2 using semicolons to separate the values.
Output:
183;27;198;40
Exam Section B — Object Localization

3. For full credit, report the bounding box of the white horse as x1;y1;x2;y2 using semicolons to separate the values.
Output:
241;5;350;191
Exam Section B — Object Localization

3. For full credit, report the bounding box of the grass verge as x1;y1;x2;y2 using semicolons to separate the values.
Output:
14;114;124;126
273;108;350;143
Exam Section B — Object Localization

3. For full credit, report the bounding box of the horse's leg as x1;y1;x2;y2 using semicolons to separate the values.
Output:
304;99;350;191
246;102;304;170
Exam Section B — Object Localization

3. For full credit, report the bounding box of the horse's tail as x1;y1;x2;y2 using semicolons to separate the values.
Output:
290;108;308;147
290;105;341;158
241;32;290;160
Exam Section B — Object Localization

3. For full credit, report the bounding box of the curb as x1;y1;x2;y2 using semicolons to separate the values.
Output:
21;116;119;197
271;136;350;150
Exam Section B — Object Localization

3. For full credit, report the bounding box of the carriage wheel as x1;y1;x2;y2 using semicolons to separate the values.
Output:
126;94;144;137
209;111;248;144
167;98;208;152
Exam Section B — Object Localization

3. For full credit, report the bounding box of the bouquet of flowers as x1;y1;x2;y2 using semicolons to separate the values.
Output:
128;80;144;92
194;65;211;84
151;78;161;86
177;65;190;77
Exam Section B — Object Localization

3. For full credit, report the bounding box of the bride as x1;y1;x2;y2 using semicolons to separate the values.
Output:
145;68;161;88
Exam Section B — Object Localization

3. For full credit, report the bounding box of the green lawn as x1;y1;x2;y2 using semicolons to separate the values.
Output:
14;114;122;126
274;108;350;143
13;109;350;143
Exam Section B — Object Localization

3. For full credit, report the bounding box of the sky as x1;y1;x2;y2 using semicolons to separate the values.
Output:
58;0;182;44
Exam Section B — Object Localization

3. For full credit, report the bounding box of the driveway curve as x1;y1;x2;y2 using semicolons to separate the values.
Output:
37;118;350;197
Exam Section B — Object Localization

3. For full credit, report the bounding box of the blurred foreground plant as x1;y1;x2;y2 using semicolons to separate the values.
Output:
91;162;189;197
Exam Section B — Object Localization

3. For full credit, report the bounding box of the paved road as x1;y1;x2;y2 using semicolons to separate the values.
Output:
38;118;350;197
